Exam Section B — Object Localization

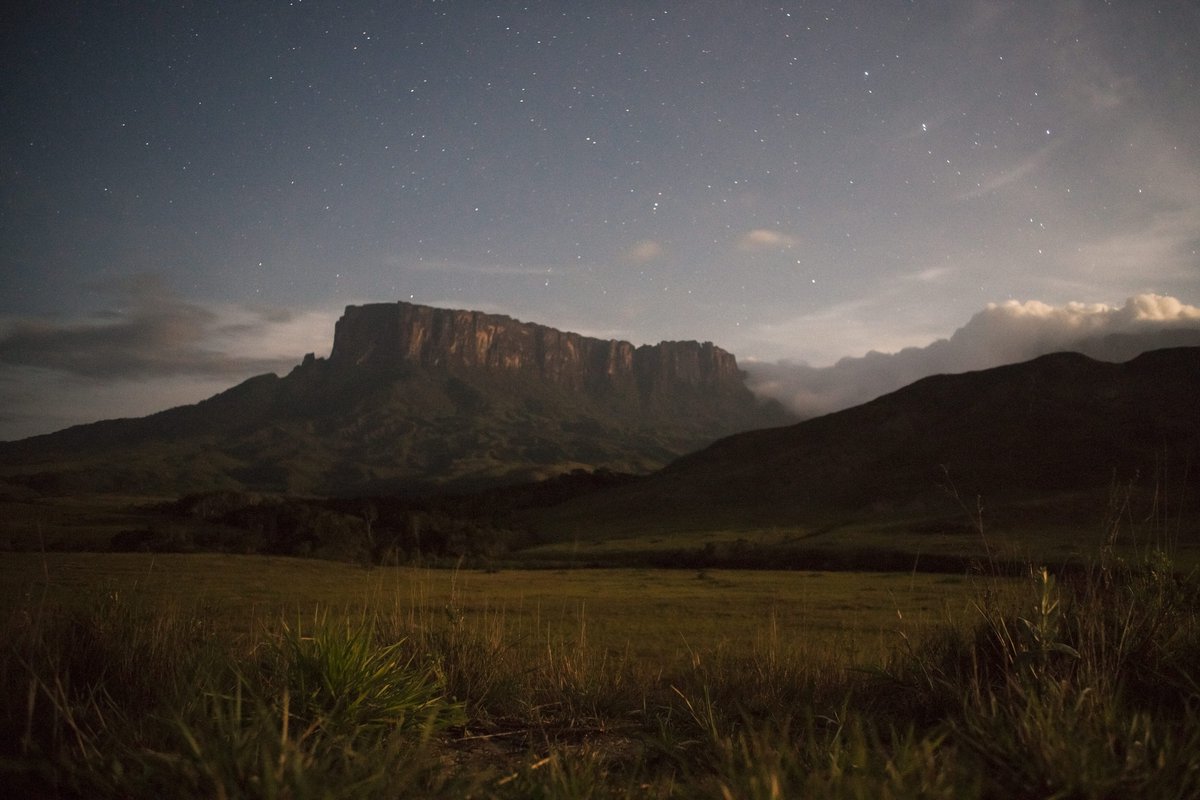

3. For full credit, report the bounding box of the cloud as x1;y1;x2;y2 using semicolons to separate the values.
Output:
1071;205;1200;281
745;294;1200;419
744;293;946;366
624;239;665;263
0;275;338;439
737;228;800;251
403;259;554;277
959;140;1063;200
0;276;334;380
905;266;956;283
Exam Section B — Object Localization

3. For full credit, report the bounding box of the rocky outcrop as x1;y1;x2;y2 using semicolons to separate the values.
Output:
328;301;746;401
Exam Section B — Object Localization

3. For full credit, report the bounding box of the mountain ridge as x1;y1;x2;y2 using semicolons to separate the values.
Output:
528;346;1200;539
0;300;792;495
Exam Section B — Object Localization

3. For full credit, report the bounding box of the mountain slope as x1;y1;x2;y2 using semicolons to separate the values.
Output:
0;302;792;496
529;347;1200;538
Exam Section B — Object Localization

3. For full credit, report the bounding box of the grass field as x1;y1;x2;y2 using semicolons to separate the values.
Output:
4;548;1198;798
0;494;169;552
522;492;1200;573
0;552;985;663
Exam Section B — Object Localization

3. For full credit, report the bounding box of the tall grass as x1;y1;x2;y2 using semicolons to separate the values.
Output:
2;595;466;798
3;548;1197;798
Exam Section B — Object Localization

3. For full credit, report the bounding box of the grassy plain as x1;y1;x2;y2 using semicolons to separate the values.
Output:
0;494;168;551
6;484;1195;575
521;513;1199;573
5;548;1198;798
0;552;983;663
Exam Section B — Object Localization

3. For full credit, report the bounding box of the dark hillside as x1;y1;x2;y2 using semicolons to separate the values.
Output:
530;348;1200;536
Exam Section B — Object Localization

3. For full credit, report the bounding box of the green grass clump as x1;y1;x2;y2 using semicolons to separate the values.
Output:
269;617;462;739
2;597;465;798
861;557;1200;798
152;619;466;799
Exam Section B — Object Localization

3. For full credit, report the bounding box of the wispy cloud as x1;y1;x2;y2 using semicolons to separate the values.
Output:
624;239;665;263
743;289;949;366
403;259;554;277
0;275;333;379
905;266;956;283
0;275;338;438
737;228;800;251
1072;209;1200;279
959;140;1063;200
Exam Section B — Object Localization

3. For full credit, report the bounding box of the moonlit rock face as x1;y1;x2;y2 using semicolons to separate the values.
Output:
328;301;744;398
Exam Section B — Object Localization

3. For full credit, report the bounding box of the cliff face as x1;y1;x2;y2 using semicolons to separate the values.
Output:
328;301;745;399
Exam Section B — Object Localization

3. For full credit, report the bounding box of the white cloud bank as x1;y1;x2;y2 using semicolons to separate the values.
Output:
745;294;1200;419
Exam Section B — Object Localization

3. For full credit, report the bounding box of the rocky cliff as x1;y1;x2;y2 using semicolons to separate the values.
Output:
328;301;746;401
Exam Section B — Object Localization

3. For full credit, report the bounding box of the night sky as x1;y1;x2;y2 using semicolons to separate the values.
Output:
3;2;1199;439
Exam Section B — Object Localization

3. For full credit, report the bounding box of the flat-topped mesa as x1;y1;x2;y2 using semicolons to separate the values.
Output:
327;301;744;395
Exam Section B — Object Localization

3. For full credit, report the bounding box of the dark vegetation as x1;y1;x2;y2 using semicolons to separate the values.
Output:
98;469;642;566
3;477;1159;576
3;465;1192;577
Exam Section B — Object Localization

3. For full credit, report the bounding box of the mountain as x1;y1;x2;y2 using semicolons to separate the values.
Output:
0;301;792;496
529;347;1200;539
